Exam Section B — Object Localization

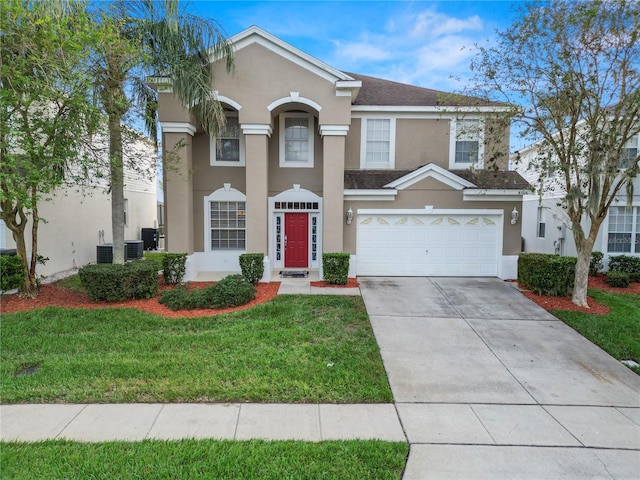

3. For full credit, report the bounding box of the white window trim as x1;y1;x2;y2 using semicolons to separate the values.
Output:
203;185;247;253
449;118;485;169
360;117;396;169
279;113;314;168
606;204;640;255
619;134;639;170
210;112;245;167
536;206;546;239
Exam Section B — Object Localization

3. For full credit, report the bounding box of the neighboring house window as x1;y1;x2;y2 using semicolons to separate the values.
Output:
453;119;483;166
123;198;128;227
607;206;640;253
537;206;546;238
361;118;395;169
211;112;244;166
210;201;246;250
619;134;638;169
279;113;314;167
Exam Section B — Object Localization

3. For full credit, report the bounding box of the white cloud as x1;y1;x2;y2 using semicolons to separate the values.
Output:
326;7;488;91
334;40;392;62
410;10;483;38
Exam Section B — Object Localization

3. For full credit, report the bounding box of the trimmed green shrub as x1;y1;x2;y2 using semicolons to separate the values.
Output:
589;251;604;277
159;285;191;310
239;253;264;285
159;277;255;311
79;261;159;301
162;253;187;284
606;271;630;288
210;274;256;308
123;260;159;299
161;285;215;310
80;264;127;301
322;252;350;285
518;253;576;296
608;255;640;282
0;254;25;291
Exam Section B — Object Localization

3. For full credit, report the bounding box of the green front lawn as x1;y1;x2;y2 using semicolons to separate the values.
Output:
553;290;640;374
1;295;393;403
1;439;409;480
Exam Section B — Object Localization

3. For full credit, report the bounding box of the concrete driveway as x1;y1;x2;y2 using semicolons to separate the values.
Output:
360;277;640;480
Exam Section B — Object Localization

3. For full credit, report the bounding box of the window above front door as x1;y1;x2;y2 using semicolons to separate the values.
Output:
279;113;314;168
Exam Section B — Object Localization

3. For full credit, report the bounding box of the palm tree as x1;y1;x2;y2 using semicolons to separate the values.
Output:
92;0;233;264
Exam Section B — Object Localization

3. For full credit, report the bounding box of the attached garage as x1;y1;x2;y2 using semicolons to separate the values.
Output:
356;209;502;276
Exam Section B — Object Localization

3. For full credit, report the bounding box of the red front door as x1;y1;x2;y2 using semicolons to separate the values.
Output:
285;213;308;267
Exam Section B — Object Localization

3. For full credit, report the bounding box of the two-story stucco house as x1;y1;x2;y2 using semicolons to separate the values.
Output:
155;26;529;281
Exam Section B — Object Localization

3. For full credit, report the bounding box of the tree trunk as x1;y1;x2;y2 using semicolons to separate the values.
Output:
572;241;592;308
571;219;603;307
26;185;40;294
108;109;125;265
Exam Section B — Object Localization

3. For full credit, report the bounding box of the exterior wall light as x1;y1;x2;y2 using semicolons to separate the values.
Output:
346;207;354;225
511;207;519;225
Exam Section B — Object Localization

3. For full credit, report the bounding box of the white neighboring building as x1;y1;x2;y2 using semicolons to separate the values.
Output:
1;131;158;278
514;131;640;267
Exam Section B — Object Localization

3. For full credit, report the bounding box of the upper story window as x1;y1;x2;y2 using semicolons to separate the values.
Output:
619;134;638;169
361;118;395;169
607;206;640;254
451;119;484;168
211;112;244;167
279;113;314;168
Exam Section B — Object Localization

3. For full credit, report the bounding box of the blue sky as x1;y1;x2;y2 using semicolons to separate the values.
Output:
189;0;522;93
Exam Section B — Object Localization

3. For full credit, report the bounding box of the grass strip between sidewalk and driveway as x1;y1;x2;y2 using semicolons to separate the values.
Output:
553;289;640;374
1;295;393;403
1;439;409;479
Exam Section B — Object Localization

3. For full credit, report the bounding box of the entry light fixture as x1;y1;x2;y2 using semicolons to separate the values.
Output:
511;207;519;225
346;207;354;225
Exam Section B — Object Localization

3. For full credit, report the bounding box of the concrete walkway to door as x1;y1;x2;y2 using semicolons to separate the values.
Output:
360;277;640;480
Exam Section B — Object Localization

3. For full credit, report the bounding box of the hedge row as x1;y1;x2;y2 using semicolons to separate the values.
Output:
79;260;159;301
608;255;640;282
518;253;576;296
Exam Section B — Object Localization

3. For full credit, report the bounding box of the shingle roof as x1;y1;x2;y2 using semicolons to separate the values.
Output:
450;169;532;190
345;72;498;107
344;167;531;191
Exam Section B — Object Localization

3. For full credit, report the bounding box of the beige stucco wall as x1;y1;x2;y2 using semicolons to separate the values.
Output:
343;177;522;256
484;118;511;170
395;119;451;170
210;43;352;126
163;132;194;253
345;118;361;169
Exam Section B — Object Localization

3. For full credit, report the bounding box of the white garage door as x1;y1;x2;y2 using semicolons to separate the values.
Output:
356;212;501;276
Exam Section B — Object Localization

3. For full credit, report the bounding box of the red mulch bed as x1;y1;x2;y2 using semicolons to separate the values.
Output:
0;282;281;319
519;274;640;315
310;278;360;288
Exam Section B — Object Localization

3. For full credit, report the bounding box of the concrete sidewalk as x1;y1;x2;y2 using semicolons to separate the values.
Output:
1;403;404;443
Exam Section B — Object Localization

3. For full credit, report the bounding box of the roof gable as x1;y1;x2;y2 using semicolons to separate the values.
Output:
385;163;475;191
228;26;356;85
